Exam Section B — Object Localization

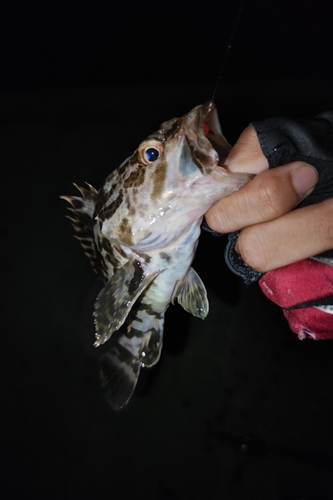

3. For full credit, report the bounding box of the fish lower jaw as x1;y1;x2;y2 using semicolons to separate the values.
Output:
191;168;252;202
189;166;226;187
211;167;254;184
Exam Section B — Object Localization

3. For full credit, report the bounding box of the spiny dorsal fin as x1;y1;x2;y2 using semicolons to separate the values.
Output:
60;182;98;274
176;267;209;319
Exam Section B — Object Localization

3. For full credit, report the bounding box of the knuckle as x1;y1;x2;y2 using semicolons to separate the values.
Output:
205;204;229;232
315;199;333;250
204;211;218;232
237;229;270;272
255;176;288;221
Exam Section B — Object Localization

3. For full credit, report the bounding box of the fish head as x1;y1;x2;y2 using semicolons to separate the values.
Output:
134;100;232;193
98;101;252;250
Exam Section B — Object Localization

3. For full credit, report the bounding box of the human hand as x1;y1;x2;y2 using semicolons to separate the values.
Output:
205;125;333;272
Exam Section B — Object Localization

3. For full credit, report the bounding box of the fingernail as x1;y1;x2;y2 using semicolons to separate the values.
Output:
224;153;269;174
223;156;243;171
292;165;318;196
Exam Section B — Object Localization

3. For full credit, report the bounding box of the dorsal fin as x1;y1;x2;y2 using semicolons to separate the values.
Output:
61;182;98;274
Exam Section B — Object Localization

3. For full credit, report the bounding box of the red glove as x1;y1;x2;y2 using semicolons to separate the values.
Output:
259;259;333;340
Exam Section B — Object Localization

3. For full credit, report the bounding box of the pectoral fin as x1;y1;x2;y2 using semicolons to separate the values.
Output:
176;267;209;319
94;260;162;346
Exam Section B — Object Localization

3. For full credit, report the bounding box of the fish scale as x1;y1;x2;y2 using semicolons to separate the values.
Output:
61;101;252;409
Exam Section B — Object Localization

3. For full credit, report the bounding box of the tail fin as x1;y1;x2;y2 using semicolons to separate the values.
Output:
100;341;141;410
61;182;98;274
99;311;164;409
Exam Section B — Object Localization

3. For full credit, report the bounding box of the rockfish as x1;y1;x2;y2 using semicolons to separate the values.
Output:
62;101;250;409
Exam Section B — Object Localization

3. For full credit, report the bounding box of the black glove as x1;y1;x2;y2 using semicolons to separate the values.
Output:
223;112;333;340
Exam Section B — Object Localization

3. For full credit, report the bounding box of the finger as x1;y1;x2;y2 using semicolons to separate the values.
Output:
205;162;318;233
236;198;333;272
222;125;269;174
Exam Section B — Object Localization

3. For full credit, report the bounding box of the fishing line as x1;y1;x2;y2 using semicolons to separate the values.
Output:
211;0;247;101
202;0;247;239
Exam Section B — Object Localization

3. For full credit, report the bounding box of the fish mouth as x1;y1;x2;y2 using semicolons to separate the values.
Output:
182;101;254;190
181;100;231;176
201;100;232;160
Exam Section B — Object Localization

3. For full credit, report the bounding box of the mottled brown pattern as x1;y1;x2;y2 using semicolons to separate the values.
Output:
124;326;145;340
118;217;133;246
164;120;181;139
102;248;118;271
96;250;109;277
99;234;125;271
159;252;171;262
148;133;165;143
126;198;136;216
124;165;145;189
99;189;124;221
138;302;163;319
95;185;111;215
135;250;151;264
104;181;116;198
117;162;127;177
193;149;211;173
127;260;144;295
119;217;130;232
151;161;167;200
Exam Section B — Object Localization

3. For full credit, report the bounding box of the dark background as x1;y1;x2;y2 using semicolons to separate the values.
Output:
1;0;333;499
1;0;333;89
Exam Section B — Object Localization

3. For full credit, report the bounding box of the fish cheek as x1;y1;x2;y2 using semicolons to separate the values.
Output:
123;165;146;189
151;160;167;200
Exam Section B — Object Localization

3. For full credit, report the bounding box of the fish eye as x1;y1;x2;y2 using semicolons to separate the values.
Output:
145;147;160;162
138;139;164;165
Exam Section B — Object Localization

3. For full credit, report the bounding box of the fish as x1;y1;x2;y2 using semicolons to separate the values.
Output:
61;100;251;409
